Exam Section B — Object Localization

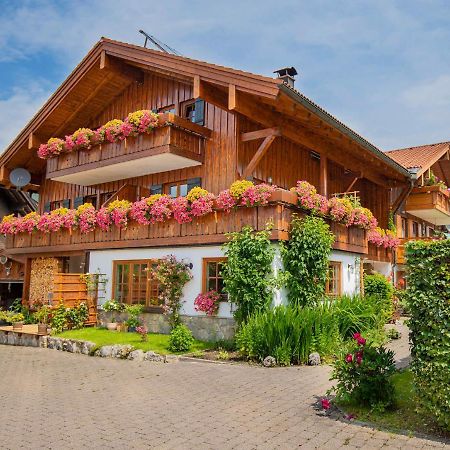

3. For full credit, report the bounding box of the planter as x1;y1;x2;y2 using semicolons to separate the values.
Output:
106;322;118;331
37;323;48;335
116;323;128;333
12;321;23;331
128;326;136;333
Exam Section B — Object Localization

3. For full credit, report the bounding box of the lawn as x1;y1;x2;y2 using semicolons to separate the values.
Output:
56;327;214;355
337;370;449;439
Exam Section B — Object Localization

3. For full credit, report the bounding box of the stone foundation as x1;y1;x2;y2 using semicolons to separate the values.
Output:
99;311;236;341
0;330;42;347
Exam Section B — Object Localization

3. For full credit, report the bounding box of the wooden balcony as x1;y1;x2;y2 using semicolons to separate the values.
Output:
5;191;368;256
395;237;442;264
405;186;450;226
367;243;392;263
46;113;211;186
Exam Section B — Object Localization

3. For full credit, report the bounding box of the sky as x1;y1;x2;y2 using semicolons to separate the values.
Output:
1;0;450;153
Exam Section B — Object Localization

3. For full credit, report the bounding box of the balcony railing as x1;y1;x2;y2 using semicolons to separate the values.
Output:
6;190;368;255
405;186;450;226
46;113;211;186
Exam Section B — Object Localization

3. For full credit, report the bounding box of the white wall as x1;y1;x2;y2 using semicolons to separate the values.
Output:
89;245;363;320
89;245;233;318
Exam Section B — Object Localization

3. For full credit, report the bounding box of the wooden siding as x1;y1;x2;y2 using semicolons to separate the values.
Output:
38;72;237;212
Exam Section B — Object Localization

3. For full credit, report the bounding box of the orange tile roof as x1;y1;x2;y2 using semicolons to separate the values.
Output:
385;142;450;172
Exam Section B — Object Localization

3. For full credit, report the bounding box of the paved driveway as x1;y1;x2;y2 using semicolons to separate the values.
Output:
0;345;448;449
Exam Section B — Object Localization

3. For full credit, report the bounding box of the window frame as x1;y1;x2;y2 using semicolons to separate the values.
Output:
326;261;342;297
202;257;228;301
181;99;196;122
112;259;162;310
50;199;69;211
165;180;188;198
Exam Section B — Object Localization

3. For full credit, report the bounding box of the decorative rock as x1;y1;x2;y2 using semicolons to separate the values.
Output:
308;352;321;366
0;332;7;345
80;341;96;355
144;351;164;362
263;356;276;367
128;350;145;362
98;345;113;358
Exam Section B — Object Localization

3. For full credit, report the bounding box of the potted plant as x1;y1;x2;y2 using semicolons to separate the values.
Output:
125;304;144;332
10;312;25;330
34;306;51;334
102;299;124;330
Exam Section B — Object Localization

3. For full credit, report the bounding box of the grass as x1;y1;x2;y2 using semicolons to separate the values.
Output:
56;327;214;355
337;370;449;439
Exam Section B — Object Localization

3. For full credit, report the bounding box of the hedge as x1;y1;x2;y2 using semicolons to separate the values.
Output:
405;239;450;430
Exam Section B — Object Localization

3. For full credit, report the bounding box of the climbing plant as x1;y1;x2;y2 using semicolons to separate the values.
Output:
221;225;275;324
282;215;334;306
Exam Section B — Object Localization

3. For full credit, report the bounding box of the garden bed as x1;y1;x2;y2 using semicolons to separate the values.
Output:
336;370;450;440
56;328;213;355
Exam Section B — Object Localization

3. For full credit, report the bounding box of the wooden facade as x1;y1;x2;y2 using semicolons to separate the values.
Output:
0;38;411;273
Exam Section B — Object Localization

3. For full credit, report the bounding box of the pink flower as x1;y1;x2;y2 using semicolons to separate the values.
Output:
172;196;193;224
216;189;236;212
345;353;353;363
321;398;331;410
240;183;275;207
353;333;361;340
194;290;221;316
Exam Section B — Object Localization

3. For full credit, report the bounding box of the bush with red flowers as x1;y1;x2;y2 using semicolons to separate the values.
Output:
330;333;396;409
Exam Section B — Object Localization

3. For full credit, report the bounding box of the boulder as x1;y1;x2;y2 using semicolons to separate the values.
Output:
144;351;164;362
308;352;321;366
128;350;145;362
263;356;276;367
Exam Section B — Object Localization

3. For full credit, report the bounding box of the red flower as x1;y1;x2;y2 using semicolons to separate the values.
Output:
321;398;331;410
355;350;363;365
345;353;353;363
353;332;361;340
357;337;366;346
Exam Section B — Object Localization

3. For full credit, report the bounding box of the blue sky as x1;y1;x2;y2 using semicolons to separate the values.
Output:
1;0;450;153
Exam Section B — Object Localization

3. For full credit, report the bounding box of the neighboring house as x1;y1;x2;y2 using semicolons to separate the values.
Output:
0;38;413;338
385;142;450;287
0;187;36;309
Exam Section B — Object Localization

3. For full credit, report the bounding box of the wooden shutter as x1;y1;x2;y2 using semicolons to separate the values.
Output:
150;184;163;195
62;199;70;209
73;196;84;209
187;178;202;192
193;99;205;126
43;202;51;213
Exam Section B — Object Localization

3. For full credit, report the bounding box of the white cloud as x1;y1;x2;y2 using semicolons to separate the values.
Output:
0;84;50;152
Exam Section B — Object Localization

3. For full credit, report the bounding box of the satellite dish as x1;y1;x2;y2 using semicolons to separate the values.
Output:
0;256;8;264
9;168;31;188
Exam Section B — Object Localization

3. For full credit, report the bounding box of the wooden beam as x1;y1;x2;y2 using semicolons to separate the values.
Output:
193;77;228;108
344;176;360;193
28;133;42;150
319;154;328;196
241;127;281;142
0;165;10;185
242;134;277;179
100;50;109;70
391;185;411;212
228;88;393;187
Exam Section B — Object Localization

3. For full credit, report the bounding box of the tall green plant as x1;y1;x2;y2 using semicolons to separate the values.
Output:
406;240;450;431
152;255;192;328
364;273;394;323
221;226;275;324
282;215;334;306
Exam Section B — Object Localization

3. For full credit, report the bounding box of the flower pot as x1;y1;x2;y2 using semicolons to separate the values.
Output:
128;326;136;333
106;322;117;331
12;321;23;331
38;323;48;335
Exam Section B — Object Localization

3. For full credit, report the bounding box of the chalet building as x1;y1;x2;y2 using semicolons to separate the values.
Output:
385;142;450;287
0;38;424;339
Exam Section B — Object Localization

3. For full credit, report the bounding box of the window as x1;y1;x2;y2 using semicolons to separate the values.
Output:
181;99;205;125
411;221;419;238
401;218;408;238
203;258;227;300
182;100;196;122
99;191;115;207
326;262;342;297
50;199;70;210
83;194;98;209
166;181;189;198
158;105;176;114
112;260;161;308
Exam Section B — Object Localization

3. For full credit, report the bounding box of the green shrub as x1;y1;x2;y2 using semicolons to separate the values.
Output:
405;240;450;430
282;215;334;306
364;273;394;322
222;226;275;324
168;324;194;352
125;304;144;328
331;333;396;409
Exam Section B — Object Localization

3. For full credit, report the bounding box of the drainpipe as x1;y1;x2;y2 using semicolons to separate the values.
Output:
391;169;418;284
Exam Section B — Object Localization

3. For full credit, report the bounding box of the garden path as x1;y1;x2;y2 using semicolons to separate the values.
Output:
0;343;448;449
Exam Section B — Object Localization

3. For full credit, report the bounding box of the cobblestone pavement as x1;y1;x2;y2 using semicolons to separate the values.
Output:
0;345;448;450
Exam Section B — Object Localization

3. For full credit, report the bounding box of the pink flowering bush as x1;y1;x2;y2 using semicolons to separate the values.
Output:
37;208;70;233
216;189;236;212
0;214;18;235
75;203;96;233
171;196;193;224
130;194;173;225
65;128;94;152
330;333;396;408
16;212;40;233
347;206;377;230
240;183;275;207
194;290;221;316
135;325;148;342
368;228;400;249
107;199;132;229
186;187;215;217
291;181;329;215
37;137;65;159
328;197;353;224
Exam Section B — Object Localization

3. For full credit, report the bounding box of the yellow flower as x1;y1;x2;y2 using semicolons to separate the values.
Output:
50;208;69;216
72;128;94;139
103;119;123;129
230;180;254;199
186;187;209;202
145;194;166;207
76;203;95;214
107;199;132;212
1;214;15;223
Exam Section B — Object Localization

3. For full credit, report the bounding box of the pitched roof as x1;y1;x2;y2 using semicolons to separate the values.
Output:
386;142;450;174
